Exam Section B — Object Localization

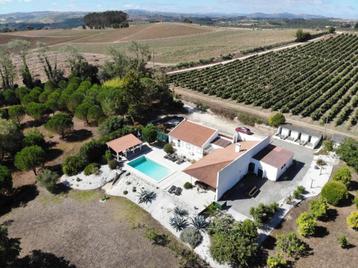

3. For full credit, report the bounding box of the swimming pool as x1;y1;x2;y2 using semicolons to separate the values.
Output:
128;156;171;182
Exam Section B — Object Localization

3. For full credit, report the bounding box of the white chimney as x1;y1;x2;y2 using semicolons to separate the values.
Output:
235;143;241;152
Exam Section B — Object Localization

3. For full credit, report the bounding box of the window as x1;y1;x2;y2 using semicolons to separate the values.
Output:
281;164;286;170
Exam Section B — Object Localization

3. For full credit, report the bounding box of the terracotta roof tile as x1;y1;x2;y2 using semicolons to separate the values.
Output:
106;134;142;154
169;120;217;147
253;144;293;168
184;141;258;188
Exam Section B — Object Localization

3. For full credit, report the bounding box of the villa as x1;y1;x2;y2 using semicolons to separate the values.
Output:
168;119;220;160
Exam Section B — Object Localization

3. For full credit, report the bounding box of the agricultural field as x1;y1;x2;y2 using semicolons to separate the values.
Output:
169;34;358;131
1;23;302;63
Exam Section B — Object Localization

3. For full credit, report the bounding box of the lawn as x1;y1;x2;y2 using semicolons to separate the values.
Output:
0;187;192;268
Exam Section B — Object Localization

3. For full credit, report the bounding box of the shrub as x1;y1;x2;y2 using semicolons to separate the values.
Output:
36;169;59;193
268;113;285;127
123;190;128;195
62;155;86;176
141;124;158;143
174;207;189;217
338;235;349;249
275;232;307;259
108;159;117;170
191;215;209;230
180;227;203;248
145;228;169;246
336;138;358;172
170;215;188;232
321;181;348;206
332;166;352;187
296;212;317;237
83;163;100;176
79;140;106;165
250;202;279;226
0;165;13;194
293;185;306;200
267;254;287;268
346;211;358;230
354;195;358;208
208;213;235;235
237;111;264;126
163;143;174;154
309;197;329;220
323;140;334;152
183;182;193;189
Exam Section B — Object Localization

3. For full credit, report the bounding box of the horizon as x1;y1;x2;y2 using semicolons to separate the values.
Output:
0;0;357;19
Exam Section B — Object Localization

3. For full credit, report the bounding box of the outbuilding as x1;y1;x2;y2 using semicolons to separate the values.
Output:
106;134;143;160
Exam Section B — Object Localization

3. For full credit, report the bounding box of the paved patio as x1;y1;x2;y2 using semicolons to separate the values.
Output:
220;139;314;217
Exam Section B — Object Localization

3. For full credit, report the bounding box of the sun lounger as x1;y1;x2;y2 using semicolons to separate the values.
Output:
175;187;182;196
168;185;176;194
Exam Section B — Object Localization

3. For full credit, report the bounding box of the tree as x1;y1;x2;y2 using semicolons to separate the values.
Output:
45;113;73;139
296;212;316;237
8;105;25;124
332;166;352;187
210;218;259;267
0;48;16;89
336;138;358;172
268;113;286;127
321;181;348;206
25;102;48;121
78;140;106;164
99;48;130;80
0;119;23;161
8;39;33;88
45;91;61;112
0;165;12;195
323;139;334;152
309;197;328;219
24;129;46;148
328;26;336;34
98;116;125;136
0;225;21;267
296;29;312;42
128;41;151;74
62;155;86;176
275;232;307;259
84;11;128;28
74;102;91;123
87;105;104;125
141;124;158;143
66;92;84;113
249;202;278;226
346;211;358;230
15;145;45;175
37;43;64;86
36;169;59;193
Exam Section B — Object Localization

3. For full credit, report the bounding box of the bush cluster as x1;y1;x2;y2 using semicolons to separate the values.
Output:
180;227;203;249
321;181;348;206
250;202;278;226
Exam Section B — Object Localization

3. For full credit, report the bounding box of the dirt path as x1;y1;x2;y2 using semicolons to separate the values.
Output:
167;34;331;75
174;86;358;139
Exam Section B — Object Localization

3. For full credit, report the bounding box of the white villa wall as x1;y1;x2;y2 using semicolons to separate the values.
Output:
215;137;270;200
169;131;218;161
276;157;293;179
301;133;310;142
290;130;300;140
251;154;293;181
281;128;290;136
311;136;321;148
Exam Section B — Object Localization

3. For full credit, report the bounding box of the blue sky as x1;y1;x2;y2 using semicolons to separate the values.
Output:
0;0;357;19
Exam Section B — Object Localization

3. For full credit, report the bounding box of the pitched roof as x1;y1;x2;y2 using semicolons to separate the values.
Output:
169;120;217;147
280;123;322;138
253;144;293;168
106;134;142;154
184;141;258;189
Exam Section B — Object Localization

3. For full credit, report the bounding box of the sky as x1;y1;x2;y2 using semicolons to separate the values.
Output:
0;0;357;19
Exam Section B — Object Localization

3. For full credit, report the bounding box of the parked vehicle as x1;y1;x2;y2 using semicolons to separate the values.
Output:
235;127;253;135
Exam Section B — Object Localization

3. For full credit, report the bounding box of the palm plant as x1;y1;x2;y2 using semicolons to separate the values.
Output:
174;207;188;217
169;215;188;232
138;189;157;204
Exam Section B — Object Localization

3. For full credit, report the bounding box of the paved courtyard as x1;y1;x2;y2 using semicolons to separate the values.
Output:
221;139;314;217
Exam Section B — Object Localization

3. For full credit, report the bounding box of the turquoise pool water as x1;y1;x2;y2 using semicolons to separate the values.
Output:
128;156;171;182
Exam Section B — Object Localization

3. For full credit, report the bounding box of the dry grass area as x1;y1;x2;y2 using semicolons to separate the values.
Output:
1;23;301;64
264;164;358;268
0;188;184;268
12;116;100;188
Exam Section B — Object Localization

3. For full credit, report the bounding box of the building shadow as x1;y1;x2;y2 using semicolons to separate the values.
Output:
65;129;92;142
277;160;305;182
126;144;153;161
0;185;39;217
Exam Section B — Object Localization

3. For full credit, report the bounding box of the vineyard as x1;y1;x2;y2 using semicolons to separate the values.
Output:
169;34;358;129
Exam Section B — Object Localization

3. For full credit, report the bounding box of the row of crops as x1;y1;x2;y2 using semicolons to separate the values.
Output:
169;34;358;128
